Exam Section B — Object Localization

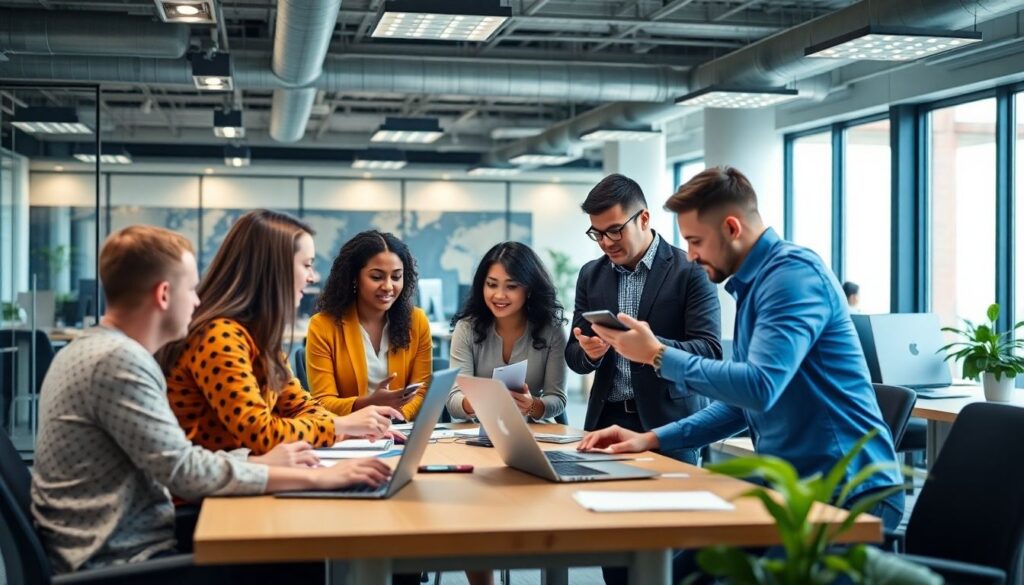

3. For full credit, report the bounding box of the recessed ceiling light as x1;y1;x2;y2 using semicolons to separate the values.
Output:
580;127;661;142
154;0;216;24
12;107;92;135
467;165;521;177
371;117;444;144
806;26;982;61
223;145;251;167
371;0;510;42
353;149;407;170
213;109;245;139
509;153;580;166
191;52;233;91
675;86;800;109
73;146;133;165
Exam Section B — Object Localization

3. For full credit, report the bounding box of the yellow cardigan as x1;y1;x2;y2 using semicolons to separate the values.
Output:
306;305;433;421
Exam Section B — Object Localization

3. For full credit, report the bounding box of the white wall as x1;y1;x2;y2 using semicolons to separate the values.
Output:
110;175;199;207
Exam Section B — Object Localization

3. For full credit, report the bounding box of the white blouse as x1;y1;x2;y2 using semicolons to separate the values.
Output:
360;321;391;394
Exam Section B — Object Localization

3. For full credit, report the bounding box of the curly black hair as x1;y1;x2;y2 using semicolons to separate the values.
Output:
315;230;418;351
451;241;565;350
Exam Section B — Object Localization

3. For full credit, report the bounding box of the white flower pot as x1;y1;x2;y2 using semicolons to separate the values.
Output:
982;372;1016;402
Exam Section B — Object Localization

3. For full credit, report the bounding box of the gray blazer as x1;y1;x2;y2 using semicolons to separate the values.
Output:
446;318;567;421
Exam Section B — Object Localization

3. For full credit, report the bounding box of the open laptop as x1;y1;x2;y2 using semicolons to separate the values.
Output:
852;313;970;398
458;375;656;482
275;367;458;499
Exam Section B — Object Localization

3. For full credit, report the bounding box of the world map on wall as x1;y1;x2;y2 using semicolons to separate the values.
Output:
109;206;532;316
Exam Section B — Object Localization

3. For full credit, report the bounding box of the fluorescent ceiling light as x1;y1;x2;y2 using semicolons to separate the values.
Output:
490;127;544;140
580;127;661;142
371;0;510;42
12;107;92;135
353;149;407;170
509;153;580;166
223;145;251;167
73;146;132;165
371;117;444;144
192;52;233;91
213;109;245;138
675;86;799;109
805;26;982;61
154;0;216;23
467;165;521;177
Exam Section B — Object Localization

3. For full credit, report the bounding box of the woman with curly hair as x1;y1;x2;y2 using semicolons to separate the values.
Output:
446;241;568;422
306;230;432;422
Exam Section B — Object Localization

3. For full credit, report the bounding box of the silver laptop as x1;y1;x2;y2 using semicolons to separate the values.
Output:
852;313;965;397
458;375;657;483
275;367;458;499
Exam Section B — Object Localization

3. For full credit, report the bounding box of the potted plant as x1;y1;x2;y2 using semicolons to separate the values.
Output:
939;303;1024;402
692;431;937;584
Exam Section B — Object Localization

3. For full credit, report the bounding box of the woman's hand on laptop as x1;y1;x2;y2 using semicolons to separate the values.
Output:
578;425;660;454
314;459;392;490
250;440;319;468
335;406;404;441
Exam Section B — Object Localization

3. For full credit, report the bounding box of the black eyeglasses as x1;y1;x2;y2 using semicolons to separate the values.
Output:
585;209;644;242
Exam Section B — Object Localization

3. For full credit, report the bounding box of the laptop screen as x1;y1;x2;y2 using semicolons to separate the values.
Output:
852;313;952;389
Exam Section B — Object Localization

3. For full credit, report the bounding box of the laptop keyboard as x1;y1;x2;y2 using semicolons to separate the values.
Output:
553;462;608;477
545;451;585;463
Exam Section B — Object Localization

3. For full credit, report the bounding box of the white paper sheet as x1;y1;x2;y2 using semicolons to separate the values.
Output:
572;491;734;513
324;438;393;451
313;445;404;460
492;360;528;392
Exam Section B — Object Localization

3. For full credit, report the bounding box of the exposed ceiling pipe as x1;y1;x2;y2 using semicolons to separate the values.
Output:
0;53;691;103
268;0;342;143
494;0;1024;164
0;8;189;58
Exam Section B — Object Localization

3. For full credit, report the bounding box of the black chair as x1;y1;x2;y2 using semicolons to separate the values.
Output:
896;402;1024;584
292;345;309;391
1;329;56;432
0;430;194;585
872;383;916;447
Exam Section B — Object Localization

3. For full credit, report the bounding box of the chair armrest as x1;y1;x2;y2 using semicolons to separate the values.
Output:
53;554;194;585
900;554;1006;584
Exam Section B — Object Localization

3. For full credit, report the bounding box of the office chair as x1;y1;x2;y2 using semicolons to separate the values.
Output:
871;383;916;446
292;345;309;391
893;402;1024;584
1;330;56;434
0;430;194;585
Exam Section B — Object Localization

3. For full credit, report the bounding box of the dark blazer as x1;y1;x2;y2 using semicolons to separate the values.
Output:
565;236;722;431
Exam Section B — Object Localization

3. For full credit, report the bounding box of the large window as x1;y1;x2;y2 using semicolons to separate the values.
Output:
791;132;833;266
1016;92;1024;328
929;98;997;330
844;119;892;313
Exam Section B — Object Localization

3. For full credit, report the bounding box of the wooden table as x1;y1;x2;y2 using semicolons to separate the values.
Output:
911;386;1024;466
194;425;880;585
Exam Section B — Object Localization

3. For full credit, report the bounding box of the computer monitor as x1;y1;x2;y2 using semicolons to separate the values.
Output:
418;278;444;323
852;313;952;389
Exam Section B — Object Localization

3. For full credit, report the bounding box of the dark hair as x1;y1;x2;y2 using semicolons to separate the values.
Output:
158;210;313;391
664;166;759;218
450;242;565;350
581;173;648;215
842;281;860;298
315;230;418;351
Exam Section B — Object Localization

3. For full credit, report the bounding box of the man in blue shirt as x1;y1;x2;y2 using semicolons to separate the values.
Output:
579;166;904;531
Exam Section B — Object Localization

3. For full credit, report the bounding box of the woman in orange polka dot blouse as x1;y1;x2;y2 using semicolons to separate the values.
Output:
159;210;402;455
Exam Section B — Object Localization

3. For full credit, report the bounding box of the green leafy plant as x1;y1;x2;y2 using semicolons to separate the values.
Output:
2;301;22;322
546;249;578;313
691;431;936;585
939;303;1024;381
34;244;73;287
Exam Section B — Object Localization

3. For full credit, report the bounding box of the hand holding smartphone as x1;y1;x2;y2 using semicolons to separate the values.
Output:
400;382;424;398
582;310;631;332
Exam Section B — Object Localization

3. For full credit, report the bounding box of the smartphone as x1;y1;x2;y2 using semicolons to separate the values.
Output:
582;310;630;332
400;382;424;397
418;464;474;473
464;437;493;448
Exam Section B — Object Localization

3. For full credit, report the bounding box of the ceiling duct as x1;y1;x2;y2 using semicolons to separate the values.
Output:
0;8;189;58
268;0;342;143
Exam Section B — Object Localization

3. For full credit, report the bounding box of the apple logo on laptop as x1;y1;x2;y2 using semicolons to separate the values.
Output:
496;417;510;436
909;342;920;356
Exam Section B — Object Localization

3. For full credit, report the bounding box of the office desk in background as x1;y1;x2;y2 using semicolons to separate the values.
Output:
194;424;880;585
429;321;453;359
912;386;1024;466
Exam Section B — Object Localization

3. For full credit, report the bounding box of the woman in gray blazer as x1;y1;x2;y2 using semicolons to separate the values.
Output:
447;241;568;422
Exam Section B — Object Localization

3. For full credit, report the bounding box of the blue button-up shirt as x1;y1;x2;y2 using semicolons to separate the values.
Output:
653;228;901;498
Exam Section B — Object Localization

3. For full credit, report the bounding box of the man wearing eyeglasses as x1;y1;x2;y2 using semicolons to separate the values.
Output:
565;173;722;467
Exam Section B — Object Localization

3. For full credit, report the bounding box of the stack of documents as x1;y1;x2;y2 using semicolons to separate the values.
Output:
314;438;395;460
572;491;734;512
